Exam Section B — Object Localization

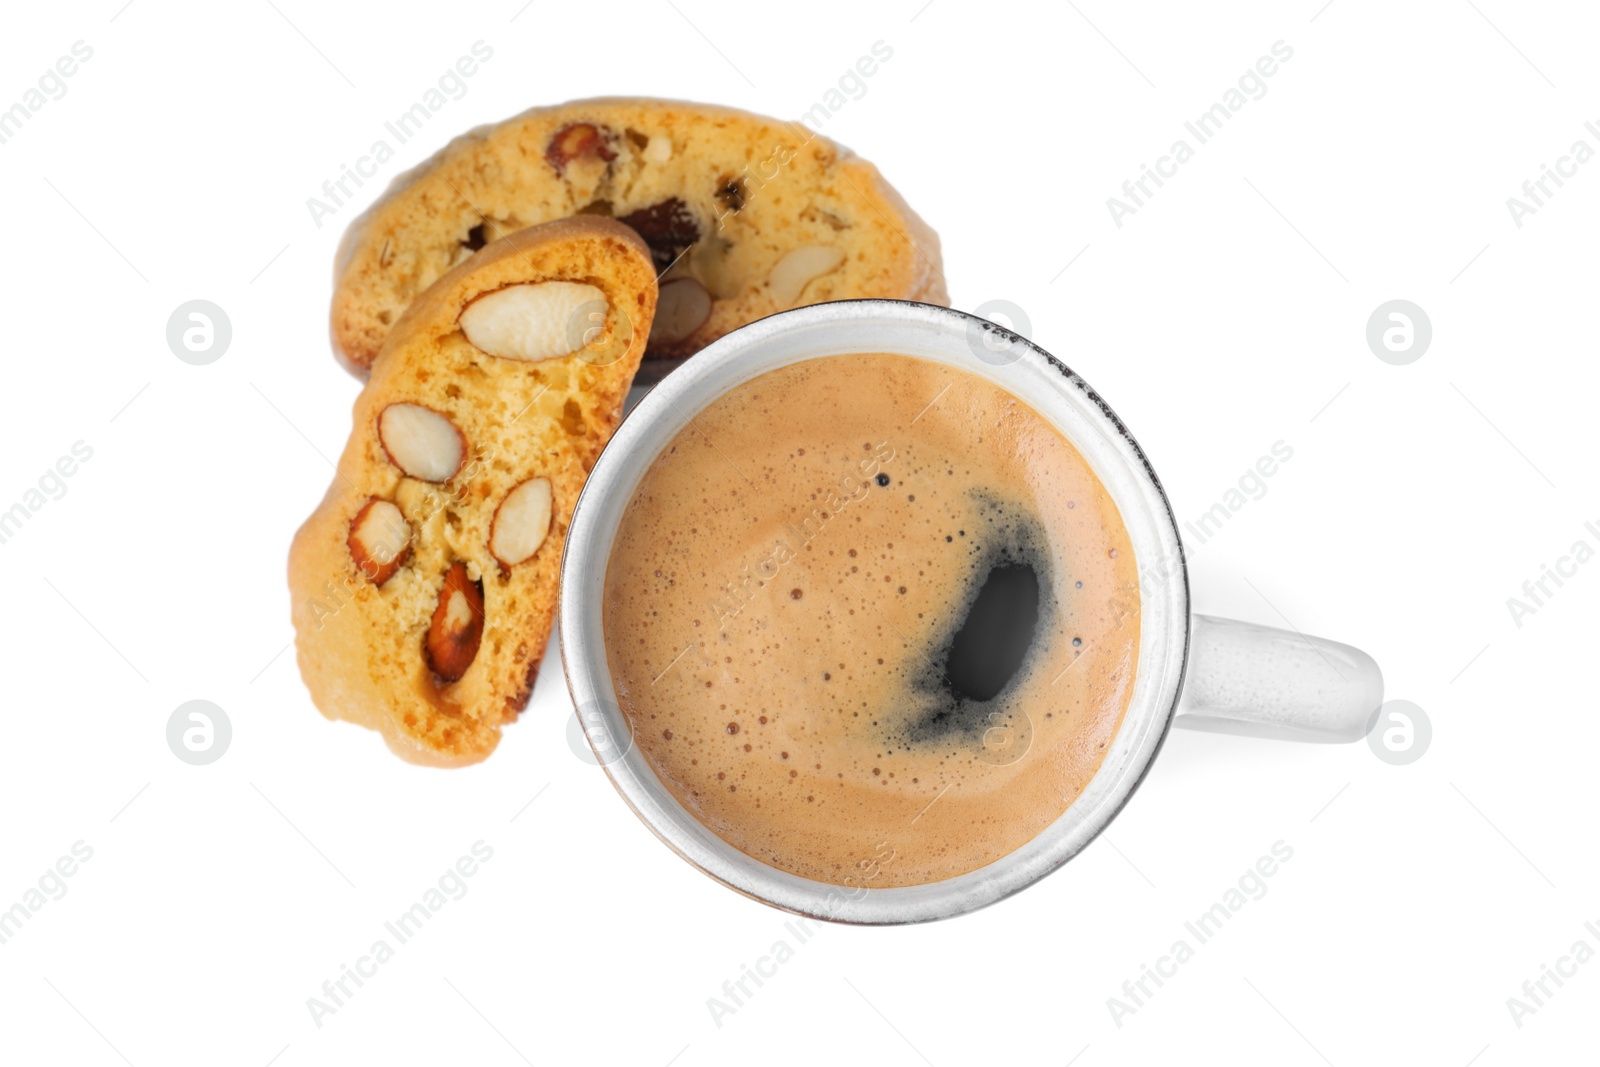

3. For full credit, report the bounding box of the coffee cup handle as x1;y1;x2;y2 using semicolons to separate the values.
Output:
1172;614;1383;742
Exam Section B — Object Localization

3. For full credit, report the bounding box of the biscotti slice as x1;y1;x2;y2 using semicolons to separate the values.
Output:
330;96;947;375
290;217;656;766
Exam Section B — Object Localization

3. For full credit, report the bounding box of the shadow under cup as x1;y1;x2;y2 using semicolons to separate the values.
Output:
559;300;1191;924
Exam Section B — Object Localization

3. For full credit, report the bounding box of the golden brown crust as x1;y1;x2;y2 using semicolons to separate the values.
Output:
291;217;657;766
330;97;947;376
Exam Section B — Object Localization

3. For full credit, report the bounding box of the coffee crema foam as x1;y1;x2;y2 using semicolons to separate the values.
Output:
603;353;1140;887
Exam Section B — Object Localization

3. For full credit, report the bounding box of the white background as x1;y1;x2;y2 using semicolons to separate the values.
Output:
2;1;1596;1063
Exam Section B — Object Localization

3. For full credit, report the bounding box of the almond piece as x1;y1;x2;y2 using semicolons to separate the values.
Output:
642;134;673;163
650;278;712;345
378;403;466;483
546;122;616;173
425;562;484;683
459;282;609;362
768;245;847;305
347;498;412;585
490;477;553;569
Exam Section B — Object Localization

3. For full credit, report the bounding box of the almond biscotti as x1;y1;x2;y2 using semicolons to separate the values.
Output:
290;217;656;766
330;97;947;375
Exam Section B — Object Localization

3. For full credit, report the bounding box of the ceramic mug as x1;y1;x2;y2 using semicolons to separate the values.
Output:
560;299;1382;924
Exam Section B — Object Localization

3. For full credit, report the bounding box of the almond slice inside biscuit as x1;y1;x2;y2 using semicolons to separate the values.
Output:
490;477;553;568
426;562;484;683
459;282;609;362
769;245;847;305
378;403;466;483
348;499;412;585
651;278;712;345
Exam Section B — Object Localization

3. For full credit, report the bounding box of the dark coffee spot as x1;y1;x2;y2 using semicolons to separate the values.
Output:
897;493;1054;750
941;564;1040;703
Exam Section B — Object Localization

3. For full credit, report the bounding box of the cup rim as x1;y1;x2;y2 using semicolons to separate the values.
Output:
559;298;1191;924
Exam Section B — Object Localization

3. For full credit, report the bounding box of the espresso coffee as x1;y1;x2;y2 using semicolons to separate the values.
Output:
602;352;1140;887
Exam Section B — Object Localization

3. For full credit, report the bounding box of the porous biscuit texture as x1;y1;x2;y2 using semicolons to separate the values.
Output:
331;97;946;375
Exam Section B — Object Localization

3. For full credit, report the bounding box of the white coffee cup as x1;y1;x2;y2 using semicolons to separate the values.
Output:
560;299;1382;924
